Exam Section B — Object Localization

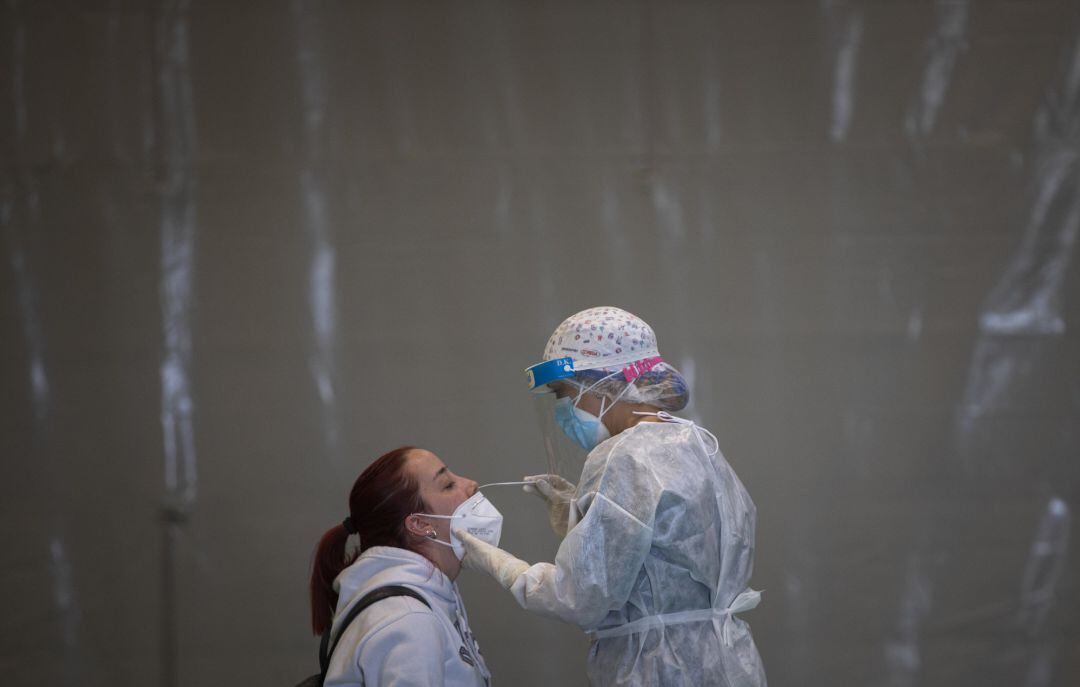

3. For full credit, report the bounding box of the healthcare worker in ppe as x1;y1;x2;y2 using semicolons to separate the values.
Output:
453;306;767;687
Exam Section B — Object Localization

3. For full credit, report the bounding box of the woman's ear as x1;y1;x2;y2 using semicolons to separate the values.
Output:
404;514;434;539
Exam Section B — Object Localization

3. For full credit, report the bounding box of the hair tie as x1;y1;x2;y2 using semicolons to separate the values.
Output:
342;516;357;535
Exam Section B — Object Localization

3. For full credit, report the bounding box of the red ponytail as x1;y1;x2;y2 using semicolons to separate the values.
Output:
308;446;426;635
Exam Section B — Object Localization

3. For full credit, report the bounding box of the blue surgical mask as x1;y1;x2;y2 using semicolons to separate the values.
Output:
554;396;612;452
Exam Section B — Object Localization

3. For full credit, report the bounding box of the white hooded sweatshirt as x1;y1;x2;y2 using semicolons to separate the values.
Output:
325;546;491;687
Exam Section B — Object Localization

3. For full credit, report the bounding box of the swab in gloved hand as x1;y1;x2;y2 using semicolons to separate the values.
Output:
477;481;536;490
522;474;576;538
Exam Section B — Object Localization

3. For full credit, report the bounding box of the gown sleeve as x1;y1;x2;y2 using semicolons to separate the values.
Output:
509;435;663;629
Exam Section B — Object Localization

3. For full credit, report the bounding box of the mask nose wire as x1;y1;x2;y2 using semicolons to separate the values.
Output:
419;488;511;520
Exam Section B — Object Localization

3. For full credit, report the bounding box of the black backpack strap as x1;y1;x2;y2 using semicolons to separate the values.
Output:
318;585;431;680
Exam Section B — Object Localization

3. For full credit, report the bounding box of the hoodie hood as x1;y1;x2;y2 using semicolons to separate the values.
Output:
330;546;459;639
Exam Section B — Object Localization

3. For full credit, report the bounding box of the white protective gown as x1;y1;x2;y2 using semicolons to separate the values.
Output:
510;419;766;686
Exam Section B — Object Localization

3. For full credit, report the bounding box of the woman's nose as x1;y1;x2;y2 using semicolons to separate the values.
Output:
466;479;478;497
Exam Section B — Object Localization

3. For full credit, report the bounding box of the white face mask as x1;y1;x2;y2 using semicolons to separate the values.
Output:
415;492;503;560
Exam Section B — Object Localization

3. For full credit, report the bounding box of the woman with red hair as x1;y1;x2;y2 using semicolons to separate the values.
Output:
309;446;491;686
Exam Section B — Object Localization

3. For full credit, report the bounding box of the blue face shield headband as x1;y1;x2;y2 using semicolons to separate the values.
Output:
525;357;576;391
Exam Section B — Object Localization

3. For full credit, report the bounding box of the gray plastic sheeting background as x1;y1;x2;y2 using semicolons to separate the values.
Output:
2;1;1079;685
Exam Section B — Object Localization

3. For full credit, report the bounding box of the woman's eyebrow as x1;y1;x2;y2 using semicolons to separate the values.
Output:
432;466;448;482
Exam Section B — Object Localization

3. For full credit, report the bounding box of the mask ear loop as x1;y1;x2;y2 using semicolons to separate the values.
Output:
408;514;454;548
574;370;628;420
411;512;463;551
570;381;587;405
599;381;634;420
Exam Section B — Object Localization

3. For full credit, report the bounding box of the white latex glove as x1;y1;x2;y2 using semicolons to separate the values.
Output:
454;529;530;590
523;473;576;537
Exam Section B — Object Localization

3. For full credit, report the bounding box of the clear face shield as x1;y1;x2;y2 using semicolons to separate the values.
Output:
526;357;588;480
531;386;592;482
525;357;631;481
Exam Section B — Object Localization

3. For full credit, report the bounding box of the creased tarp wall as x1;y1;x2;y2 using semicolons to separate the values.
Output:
1;1;1078;686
